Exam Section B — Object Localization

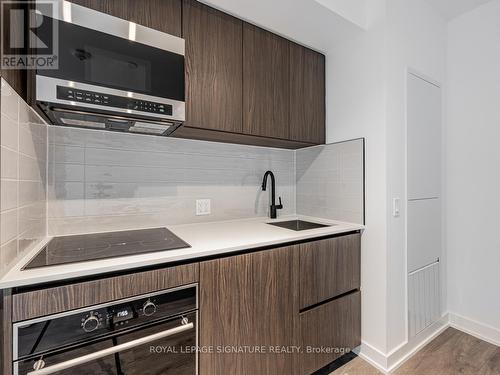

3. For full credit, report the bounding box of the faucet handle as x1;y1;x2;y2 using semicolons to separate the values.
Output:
277;197;283;209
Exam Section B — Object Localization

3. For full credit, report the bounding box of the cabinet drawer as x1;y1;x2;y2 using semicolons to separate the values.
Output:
299;291;361;375
299;234;360;309
12;263;199;322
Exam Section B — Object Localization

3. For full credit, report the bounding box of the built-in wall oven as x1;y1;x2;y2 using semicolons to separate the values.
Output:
13;285;198;375
34;0;185;136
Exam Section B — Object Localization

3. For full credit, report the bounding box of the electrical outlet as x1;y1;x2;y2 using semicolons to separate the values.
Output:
196;199;211;216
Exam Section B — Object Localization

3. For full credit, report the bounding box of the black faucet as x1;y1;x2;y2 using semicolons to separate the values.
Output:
261;171;283;219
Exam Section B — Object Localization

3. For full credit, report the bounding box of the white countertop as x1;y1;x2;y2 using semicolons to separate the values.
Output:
0;215;364;289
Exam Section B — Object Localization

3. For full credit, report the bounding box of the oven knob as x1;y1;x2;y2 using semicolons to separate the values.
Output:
142;300;157;316
82;314;100;333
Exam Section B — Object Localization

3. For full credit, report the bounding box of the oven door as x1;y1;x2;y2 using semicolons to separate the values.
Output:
15;313;197;375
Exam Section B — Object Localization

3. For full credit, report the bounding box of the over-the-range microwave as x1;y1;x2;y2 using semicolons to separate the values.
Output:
34;0;185;136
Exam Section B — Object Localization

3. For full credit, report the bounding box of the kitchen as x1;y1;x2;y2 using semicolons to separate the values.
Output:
1;0;499;374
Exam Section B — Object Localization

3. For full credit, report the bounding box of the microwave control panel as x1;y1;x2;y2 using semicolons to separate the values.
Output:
56;86;173;116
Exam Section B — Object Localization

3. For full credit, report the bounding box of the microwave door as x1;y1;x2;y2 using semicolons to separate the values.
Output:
35;3;184;102
34;1;185;130
77;46;152;95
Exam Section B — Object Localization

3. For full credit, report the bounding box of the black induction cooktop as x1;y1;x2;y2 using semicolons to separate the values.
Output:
23;228;191;270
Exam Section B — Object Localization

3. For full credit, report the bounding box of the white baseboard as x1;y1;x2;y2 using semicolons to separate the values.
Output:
358;312;500;373
449;312;500;347
386;314;450;372
358;314;449;373
356;341;389;374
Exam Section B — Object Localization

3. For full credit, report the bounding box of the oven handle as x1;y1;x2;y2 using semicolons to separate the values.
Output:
26;321;194;375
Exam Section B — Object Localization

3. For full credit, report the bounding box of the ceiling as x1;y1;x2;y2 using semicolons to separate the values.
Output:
425;0;494;20
200;0;365;53
313;0;368;29
200;0;494;53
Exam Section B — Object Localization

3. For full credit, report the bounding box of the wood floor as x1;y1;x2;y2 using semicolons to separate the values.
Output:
330;328;500;375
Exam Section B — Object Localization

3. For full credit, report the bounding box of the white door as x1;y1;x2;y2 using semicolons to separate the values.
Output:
407;73;441;200
407;72;442;270
407;198;441;273
406;72;442;338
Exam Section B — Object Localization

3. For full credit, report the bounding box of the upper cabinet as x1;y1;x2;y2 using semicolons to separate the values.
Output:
243;24;290;140
183;0;243;133
178;3;325;149
69;0;182;36
182;17;326;148
20;0;326;149
290;43;326;144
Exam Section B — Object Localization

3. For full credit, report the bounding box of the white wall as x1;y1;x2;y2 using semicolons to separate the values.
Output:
328;0;390;355
384;0;446;352
328;0;447;360
446;0;500;338
0;79;48;277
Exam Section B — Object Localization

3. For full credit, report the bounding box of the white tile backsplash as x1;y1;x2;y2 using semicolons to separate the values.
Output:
0;209;18;244
0;81;19;122
19;154;45;181
18;180;44;207
1;179;18;212
0;79;47;277
296;139;364;225
48;130;365;236
1;146;19;179
19;121;48;160
0;238;18;273
1;113;18;150
49;144;84;164
48;127;296;235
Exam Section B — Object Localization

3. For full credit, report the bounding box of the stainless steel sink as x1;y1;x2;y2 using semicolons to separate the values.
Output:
267;220;332;231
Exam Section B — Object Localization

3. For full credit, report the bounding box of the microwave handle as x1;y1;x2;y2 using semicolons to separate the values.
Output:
27;320;194;375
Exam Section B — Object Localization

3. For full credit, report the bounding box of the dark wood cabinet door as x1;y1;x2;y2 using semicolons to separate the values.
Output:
289;43;326;144
1;290;13;375
69;0;182;36
299;291;361;375
200;246;299;374
183;0;242;133
1;0;27;99
243;23;290;140
299;234;361;309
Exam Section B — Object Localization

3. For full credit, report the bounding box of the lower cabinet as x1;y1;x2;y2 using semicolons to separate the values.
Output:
299;234;361;309
299;291;361;375
199;245;300;374
199;234;362;375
